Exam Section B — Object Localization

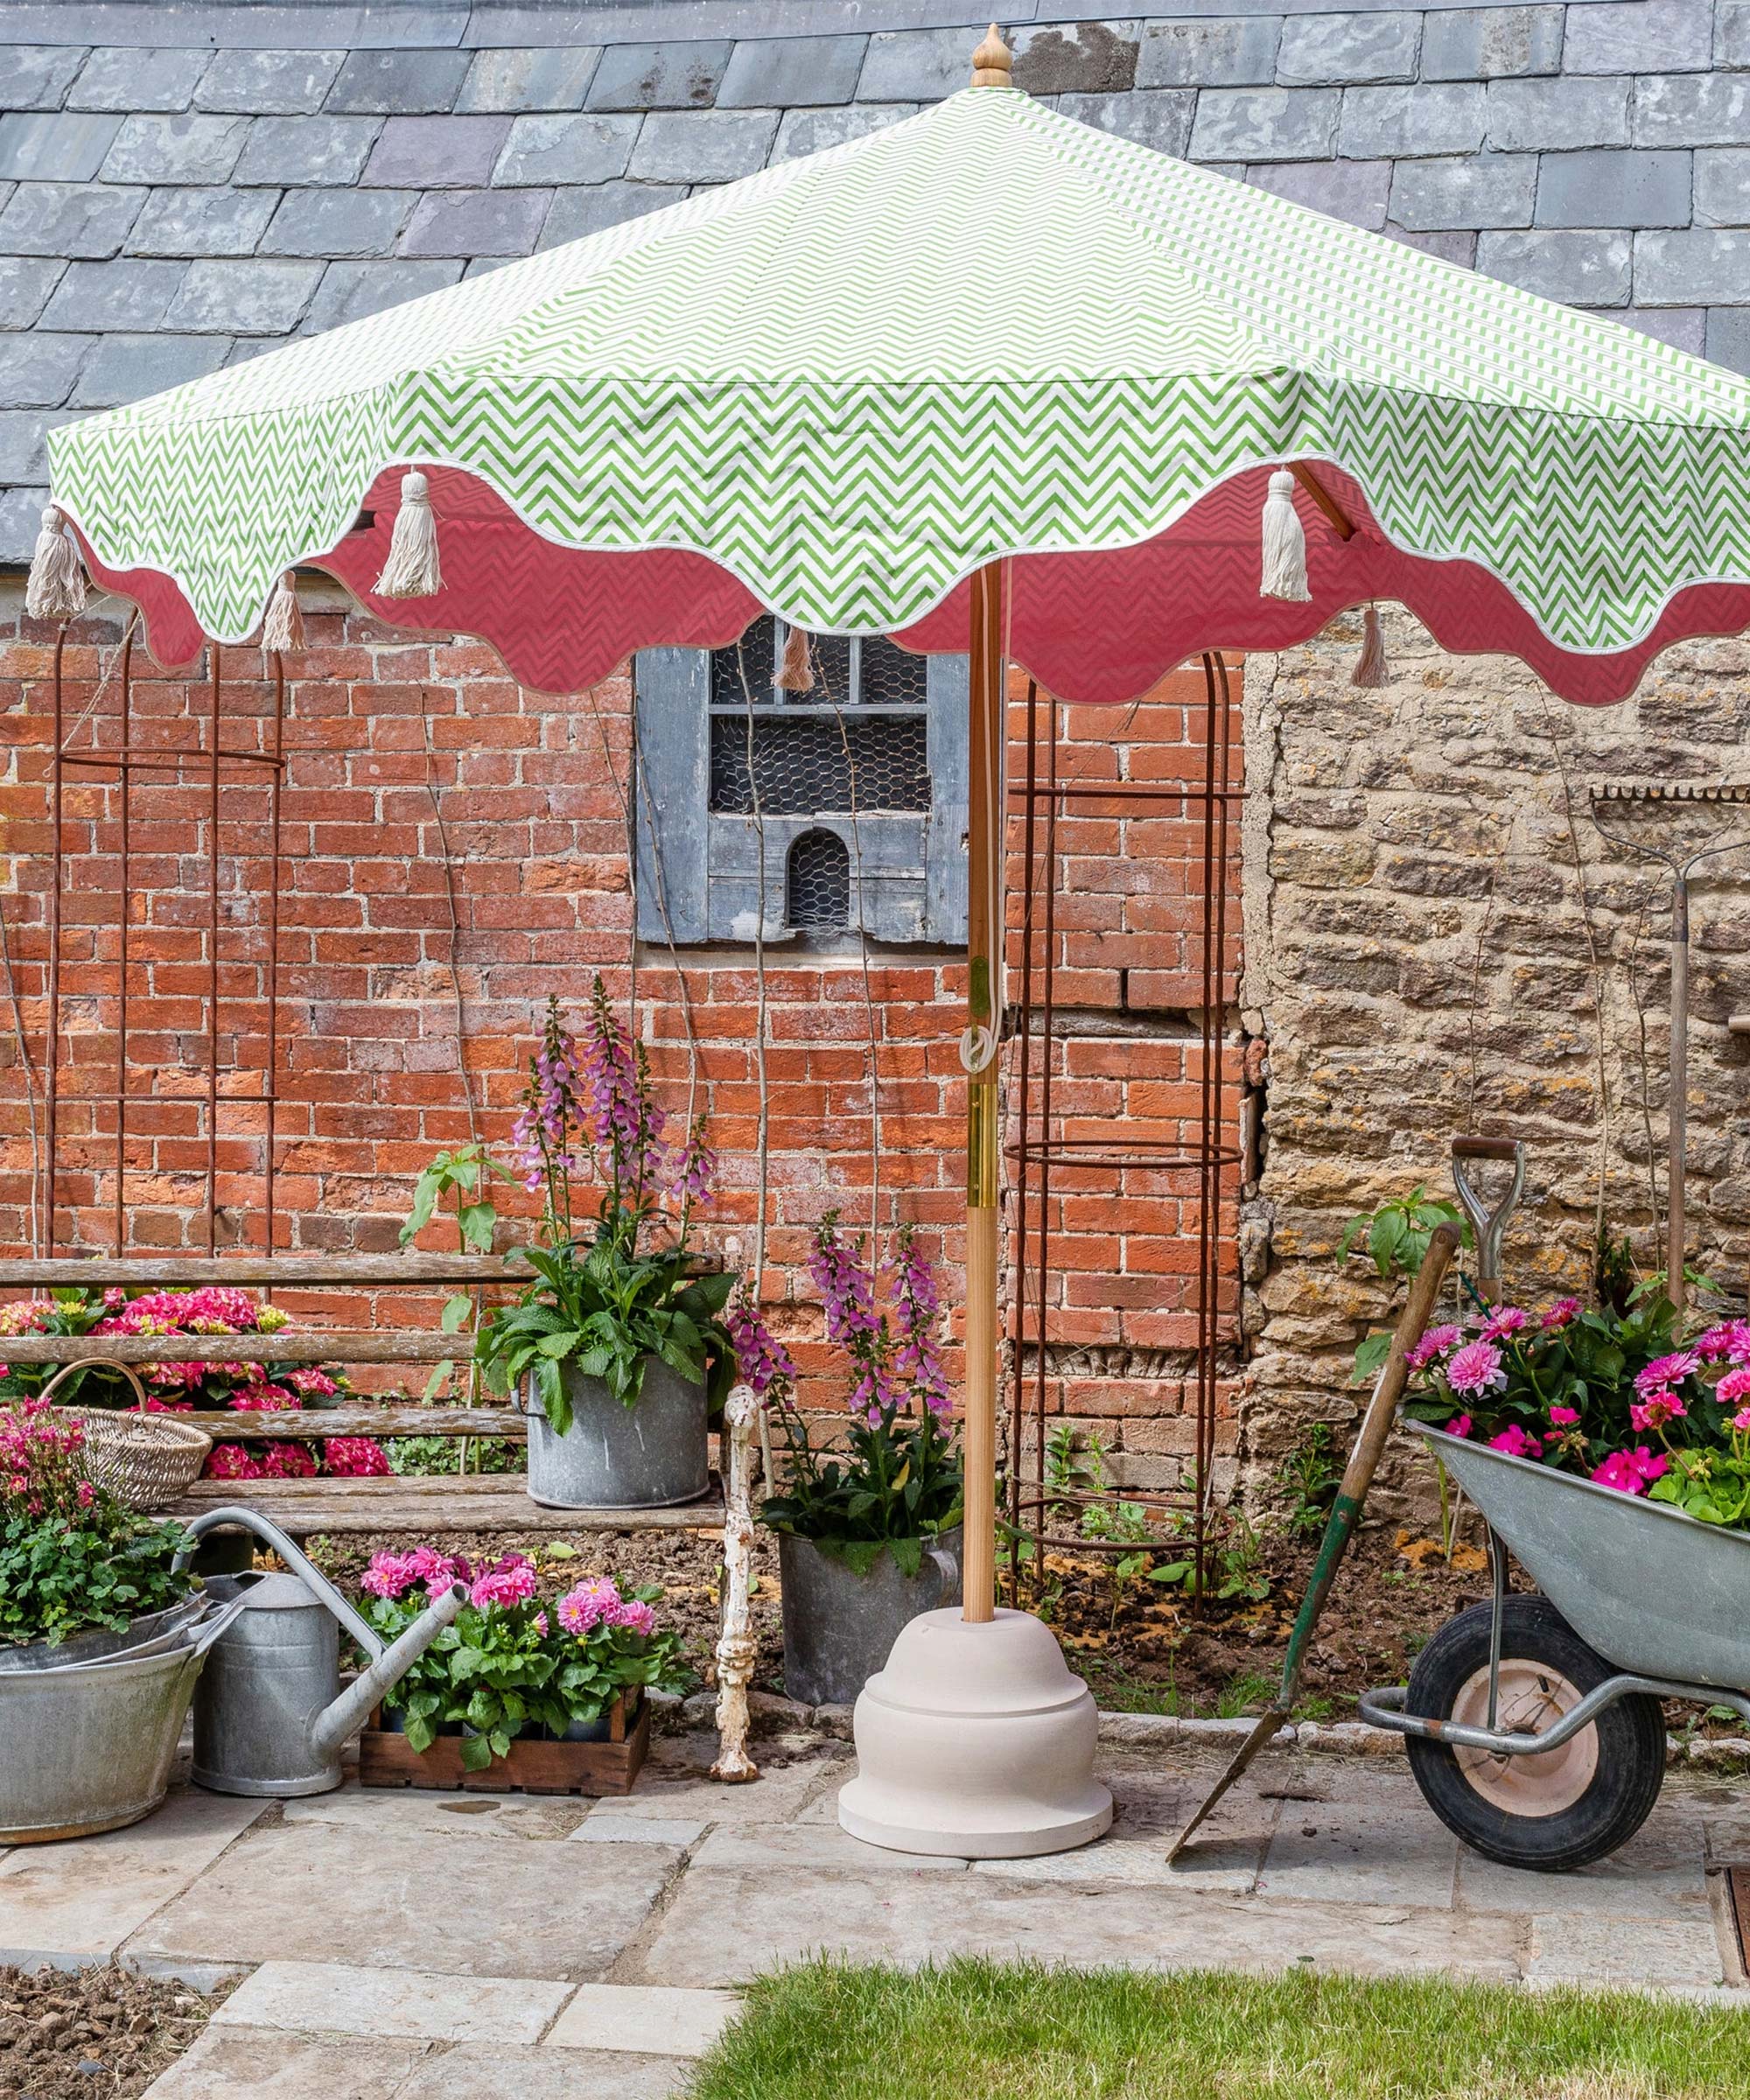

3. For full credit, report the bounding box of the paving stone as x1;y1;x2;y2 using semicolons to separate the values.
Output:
129;186;281;259
0;255;63;330
495;114;640;189
540;184;687;243
858;27;983;104
0;332;88;409
100;114;249;186
545;1982;738;2056
139;2025;427;2099
1060;88;1194;158
264;189;416;259
1525;1908;1724;1987
1634;75;1750;149
1457;1804;1709;1922
1705;307;1750;373
1565;0;1714;76
1495;78;1636;157
1479;228;1634;304
411;2044;692;2100
1012;21;1140;97
585;41;731;113
1635;228;1750;304
570;1815;706;1846
68;330;232;407
1341;83;1486;159
639;1865;1523;1987
127;1821;674;1982
327;49;472;116
166;257;325;333
1420;7;1564;81
304;258;465;330
1191;88;1340;164
605;1741;844;1824
1698;148;1750;228
235;116;382;189
40;256;184;332
365;115;514;189
1138;17;1279;90
628;111;779;186
1390;153;1536;232
3;45;88;112
458;46;604;115
1248;158;1391;231
0;1791;265;1959
718;35;868;110
68;46;208;114
0;180;144;257
1278;13;1420;87
0;111;122;183
401;188;551;258
692;1821;968;1875
195;48;346;116
1536;149;1693;230
773;104;916;161
283;1782;589;1843
1259;1793;1460;1910
215;1958;570;2043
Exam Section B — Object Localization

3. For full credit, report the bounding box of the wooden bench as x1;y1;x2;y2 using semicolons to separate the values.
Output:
0;1254;762;1779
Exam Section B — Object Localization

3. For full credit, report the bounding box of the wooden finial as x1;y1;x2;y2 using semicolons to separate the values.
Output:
970;22;1013;88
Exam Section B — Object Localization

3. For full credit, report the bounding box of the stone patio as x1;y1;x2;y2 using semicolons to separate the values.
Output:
4;1725;1747;2096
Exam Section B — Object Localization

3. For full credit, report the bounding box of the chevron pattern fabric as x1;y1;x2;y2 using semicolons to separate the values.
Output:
46;86;1750;663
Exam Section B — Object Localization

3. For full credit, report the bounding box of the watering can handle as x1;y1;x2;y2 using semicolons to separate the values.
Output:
1451;1136;1525;1305
172;1505;384;1661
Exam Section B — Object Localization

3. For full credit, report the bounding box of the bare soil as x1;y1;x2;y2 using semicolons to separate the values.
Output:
0;1964;229;2100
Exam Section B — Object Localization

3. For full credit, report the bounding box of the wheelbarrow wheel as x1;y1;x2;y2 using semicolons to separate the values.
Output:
1404;1595;1664;1872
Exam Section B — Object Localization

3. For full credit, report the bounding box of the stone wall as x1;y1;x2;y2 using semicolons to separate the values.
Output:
1237;608;1750;1508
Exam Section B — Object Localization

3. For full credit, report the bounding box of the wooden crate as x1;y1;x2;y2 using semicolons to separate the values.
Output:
358;1692;650;1796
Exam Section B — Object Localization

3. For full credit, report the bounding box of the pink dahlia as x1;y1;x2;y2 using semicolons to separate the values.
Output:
1407;1324;1462;1372
1446;1340;1507;1398
361;1550;416;1600
556;1576;622;1637
1635;1351;1698;1396
612;1598;657;1637
1480;1306;1529;1341
1541;1298;1582;1332
469;1555;536;1610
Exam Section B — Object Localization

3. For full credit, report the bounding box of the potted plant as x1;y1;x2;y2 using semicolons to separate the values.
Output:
755;1218;963;1707
430;984;737;1509
355;1544;686;1790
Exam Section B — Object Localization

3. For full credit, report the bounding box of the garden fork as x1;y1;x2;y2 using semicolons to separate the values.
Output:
1166;1222;1461;1863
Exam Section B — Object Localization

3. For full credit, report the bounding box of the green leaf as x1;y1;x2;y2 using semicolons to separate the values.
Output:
423;1360;455;1402
458;1732;494;1772
441;1293;472;1334
458;1202;497;1253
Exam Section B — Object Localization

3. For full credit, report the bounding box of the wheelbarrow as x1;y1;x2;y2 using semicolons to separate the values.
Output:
1362;1424;1750;1872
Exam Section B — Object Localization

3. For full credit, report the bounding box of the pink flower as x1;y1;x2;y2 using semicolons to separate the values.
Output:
1548;1404;1581;1426
408;1545;457;1590
1698;1321;1750;1364
612;1598;656;1637
1541;1298;1581;1332
1630;1389;1686;1432
323;1436;391;1478
75;1479;94;1508
1481;1306;1529;1341
1444;1413;1474;1438
1716;1366;1750;1405
1636;1351;1698;1396
206;1444;264;1480
469;1555;536;1610
1407;1325;1461;1372
1732;1408;1750;1433
361;1550;416;1600
1446;1340;1507;1398
1591;1450;1648;1495
1633;1447;1670;1484
1488;1424;1541;1458
556;1576;622;1637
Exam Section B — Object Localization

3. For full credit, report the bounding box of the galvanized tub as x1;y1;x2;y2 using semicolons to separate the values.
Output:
0;1601;238;1843
0;1596;205;1675
525;1356;710;1510
1411;1424;1750;1691
779;1530;962;1708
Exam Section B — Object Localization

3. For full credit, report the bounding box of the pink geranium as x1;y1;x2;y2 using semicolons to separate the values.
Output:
1444;1413;1473;1438
1548;1404;1581;1426
1488;1424;1541;1459
1591;1450;1648;1495
1732;1408;1750;1434
1717;1365;1750;1405
1446;1339;1506;1397
1629;1389;1686;1432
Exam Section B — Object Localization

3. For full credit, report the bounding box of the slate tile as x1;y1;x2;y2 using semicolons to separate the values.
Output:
540;184;686;243
68;47;208;114
0;332;90;409
364;114;513;188
129;186;281;258
627;111;777;185
100;114;250;186
40;256;185;332
195;49;346;116
304;258;465;331
265;188;416;258
0;111;122;184
166;258;325;333
234;116;382;188
326;49;472;116
69;331;233;408
2;46;88;113
585;42;730;112
0;256;64;329
0;180;144;258
496;113;640;187
457;46;603;114
772;105;916;161
717;36;868;110
400;187;551;257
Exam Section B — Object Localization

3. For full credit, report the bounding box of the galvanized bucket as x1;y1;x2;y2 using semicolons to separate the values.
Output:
1412;1424;1750;1691
779;1530;962;1708
524;1355;710;1510
0;1599;242;1843
0;1596;205;1675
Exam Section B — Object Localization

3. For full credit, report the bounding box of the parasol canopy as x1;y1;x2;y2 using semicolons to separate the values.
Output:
39;79;1750;706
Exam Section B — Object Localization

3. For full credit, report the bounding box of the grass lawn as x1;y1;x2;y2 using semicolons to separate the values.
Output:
687;1957;1748;2099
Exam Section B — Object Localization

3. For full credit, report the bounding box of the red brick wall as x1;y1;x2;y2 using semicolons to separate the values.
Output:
0;592;1242;1486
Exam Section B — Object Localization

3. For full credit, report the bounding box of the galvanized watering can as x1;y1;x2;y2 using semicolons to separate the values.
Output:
178;1507;466;1797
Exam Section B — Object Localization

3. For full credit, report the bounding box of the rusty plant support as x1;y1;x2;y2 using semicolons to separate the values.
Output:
44;634;288;1258
1004;654;1242;1604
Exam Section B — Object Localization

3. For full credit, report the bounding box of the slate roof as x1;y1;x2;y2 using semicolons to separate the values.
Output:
5;2;1750;568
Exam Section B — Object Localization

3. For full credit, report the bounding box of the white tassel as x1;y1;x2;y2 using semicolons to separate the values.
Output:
1350;603;1388;688
25;505;88;622
1260;468;1310;603
262;570;304;654
373;470;442;598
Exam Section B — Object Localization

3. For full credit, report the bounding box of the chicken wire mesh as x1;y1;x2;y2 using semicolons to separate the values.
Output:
709;714;931;815
786;829;852;930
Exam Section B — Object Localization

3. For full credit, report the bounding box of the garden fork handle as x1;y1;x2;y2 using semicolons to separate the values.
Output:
1451;1137;1524;1305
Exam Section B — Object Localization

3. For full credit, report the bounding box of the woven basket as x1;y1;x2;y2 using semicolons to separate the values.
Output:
38;1359;213;1513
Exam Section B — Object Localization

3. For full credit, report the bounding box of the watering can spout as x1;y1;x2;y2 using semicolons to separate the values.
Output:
310;1580;467;1761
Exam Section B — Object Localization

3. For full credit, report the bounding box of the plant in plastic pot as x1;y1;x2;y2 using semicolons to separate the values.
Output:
444;984;737;1509
755;1218;964;1708
359;1546;686;1767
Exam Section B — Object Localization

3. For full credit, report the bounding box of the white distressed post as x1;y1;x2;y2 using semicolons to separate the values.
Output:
711;1383;760;1783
